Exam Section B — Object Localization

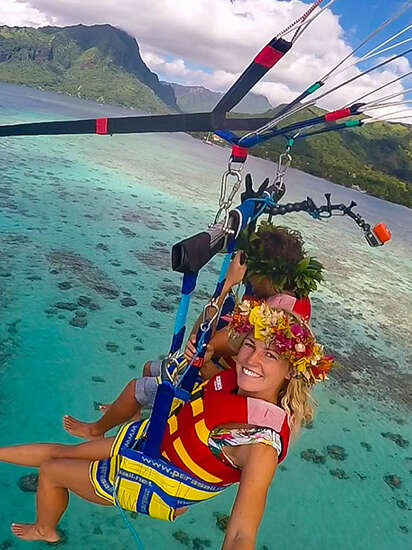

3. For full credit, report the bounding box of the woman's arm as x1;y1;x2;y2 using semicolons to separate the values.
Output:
221;444;278;550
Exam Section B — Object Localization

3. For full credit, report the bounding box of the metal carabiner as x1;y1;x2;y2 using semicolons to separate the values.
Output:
201;297;220;326
214;169;242;227
276;152;292;179
161;353;181;385
228;156;246;174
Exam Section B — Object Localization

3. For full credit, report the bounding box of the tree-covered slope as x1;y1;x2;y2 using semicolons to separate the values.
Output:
197;105;411;207
0;24;177;114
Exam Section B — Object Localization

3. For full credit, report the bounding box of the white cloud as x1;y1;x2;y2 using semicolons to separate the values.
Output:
0;0;53;26
1;0;411;118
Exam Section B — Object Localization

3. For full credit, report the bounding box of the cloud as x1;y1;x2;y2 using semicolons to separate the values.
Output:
2;0;411;117
0;0;53;26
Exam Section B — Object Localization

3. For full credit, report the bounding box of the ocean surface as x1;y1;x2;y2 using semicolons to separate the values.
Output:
0;82;410;550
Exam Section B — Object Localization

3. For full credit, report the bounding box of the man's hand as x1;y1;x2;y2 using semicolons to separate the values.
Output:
184;334;215;364
224;250;247;290
240;173;269;203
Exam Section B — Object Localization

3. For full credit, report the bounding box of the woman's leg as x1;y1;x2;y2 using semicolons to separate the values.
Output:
63;379;141;439
0;437;115;467
11;458;111;542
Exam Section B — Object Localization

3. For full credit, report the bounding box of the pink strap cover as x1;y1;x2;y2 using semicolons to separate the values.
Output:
265;294;297;312
247;397;287;432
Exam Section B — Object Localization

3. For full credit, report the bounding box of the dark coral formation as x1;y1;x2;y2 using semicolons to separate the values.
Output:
17;473;38;492
105;342;119;352
329;468;350;479
383;474;402;489
326;445;347;461
214;512;230;532
381;432;409;448
122;209;166;230
135;242;171;271
121;297;137;307
300;449;326;464
47;250;119;299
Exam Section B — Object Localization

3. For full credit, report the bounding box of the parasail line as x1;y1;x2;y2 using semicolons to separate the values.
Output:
343;70;412;107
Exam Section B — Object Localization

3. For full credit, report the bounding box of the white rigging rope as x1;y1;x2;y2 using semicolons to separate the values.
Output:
246;3;412;139
344;70;412;107
332;36;412;79
320;1;412;82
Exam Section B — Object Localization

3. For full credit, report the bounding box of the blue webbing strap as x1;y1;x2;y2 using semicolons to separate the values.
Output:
142;271;198;457
177;237;236;392
169;272;198;354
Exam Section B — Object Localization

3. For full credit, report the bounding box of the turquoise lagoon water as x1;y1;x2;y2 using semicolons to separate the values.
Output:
0;82;411;550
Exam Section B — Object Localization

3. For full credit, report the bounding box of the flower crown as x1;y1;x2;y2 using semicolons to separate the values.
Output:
229;299;333;384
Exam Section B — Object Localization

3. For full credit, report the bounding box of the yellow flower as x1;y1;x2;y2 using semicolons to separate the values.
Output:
249;306;267;341
295;357;310;372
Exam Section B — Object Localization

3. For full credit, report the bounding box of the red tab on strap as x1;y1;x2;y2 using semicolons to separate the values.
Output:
231;145;248;162
96;118;108;134
254;45;284;68
325;108;351;122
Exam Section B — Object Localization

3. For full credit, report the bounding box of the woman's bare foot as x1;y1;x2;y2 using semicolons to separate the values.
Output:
99;404;110;413
11;522;59;542
63;415;103;440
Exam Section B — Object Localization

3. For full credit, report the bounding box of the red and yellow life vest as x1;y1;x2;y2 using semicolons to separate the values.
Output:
161;368;290;486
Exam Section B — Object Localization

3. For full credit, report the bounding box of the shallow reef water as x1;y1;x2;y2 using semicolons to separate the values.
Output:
0;83;410;549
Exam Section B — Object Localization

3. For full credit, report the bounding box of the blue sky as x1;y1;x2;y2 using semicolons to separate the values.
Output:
334;0;412;46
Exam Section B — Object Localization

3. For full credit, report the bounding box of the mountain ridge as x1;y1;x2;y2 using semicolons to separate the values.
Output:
167;81;272;114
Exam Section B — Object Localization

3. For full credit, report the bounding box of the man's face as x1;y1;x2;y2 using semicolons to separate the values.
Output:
248;274;276;299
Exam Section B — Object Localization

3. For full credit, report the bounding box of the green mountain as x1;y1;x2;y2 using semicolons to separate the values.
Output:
168;82;272;114
0;24;178;113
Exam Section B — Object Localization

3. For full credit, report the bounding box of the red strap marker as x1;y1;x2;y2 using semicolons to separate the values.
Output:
254;45;285;68
325;108;351;122
231;145;248;163
95;117;108;135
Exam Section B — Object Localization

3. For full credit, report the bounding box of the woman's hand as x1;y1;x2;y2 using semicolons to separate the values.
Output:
221;444;278;550
224;250;248;291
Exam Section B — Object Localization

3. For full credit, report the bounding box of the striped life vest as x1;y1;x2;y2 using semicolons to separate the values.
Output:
114;369;290;520
160;368;290;486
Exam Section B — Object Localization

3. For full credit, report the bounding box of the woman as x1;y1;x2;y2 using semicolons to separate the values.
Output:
63;222;324;440
0;302;332;549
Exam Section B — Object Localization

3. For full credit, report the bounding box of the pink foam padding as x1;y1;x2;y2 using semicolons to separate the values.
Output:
265;294;297;312
247;397;286;431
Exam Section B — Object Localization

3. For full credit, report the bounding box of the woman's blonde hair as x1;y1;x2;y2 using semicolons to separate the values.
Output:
278;376;316;440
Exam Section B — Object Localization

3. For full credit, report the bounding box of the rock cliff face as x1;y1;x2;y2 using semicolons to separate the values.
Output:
0;24;179;112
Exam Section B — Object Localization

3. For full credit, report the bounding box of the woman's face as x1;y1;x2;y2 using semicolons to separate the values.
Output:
236;335;290;400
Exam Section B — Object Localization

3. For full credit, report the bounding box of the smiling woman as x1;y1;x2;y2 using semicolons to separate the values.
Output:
0;304;332;550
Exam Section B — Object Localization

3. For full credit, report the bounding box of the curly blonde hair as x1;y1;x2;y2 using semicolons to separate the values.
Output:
278;377;316;440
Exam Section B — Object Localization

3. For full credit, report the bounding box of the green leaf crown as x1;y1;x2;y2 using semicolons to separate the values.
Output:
236;221;324;299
